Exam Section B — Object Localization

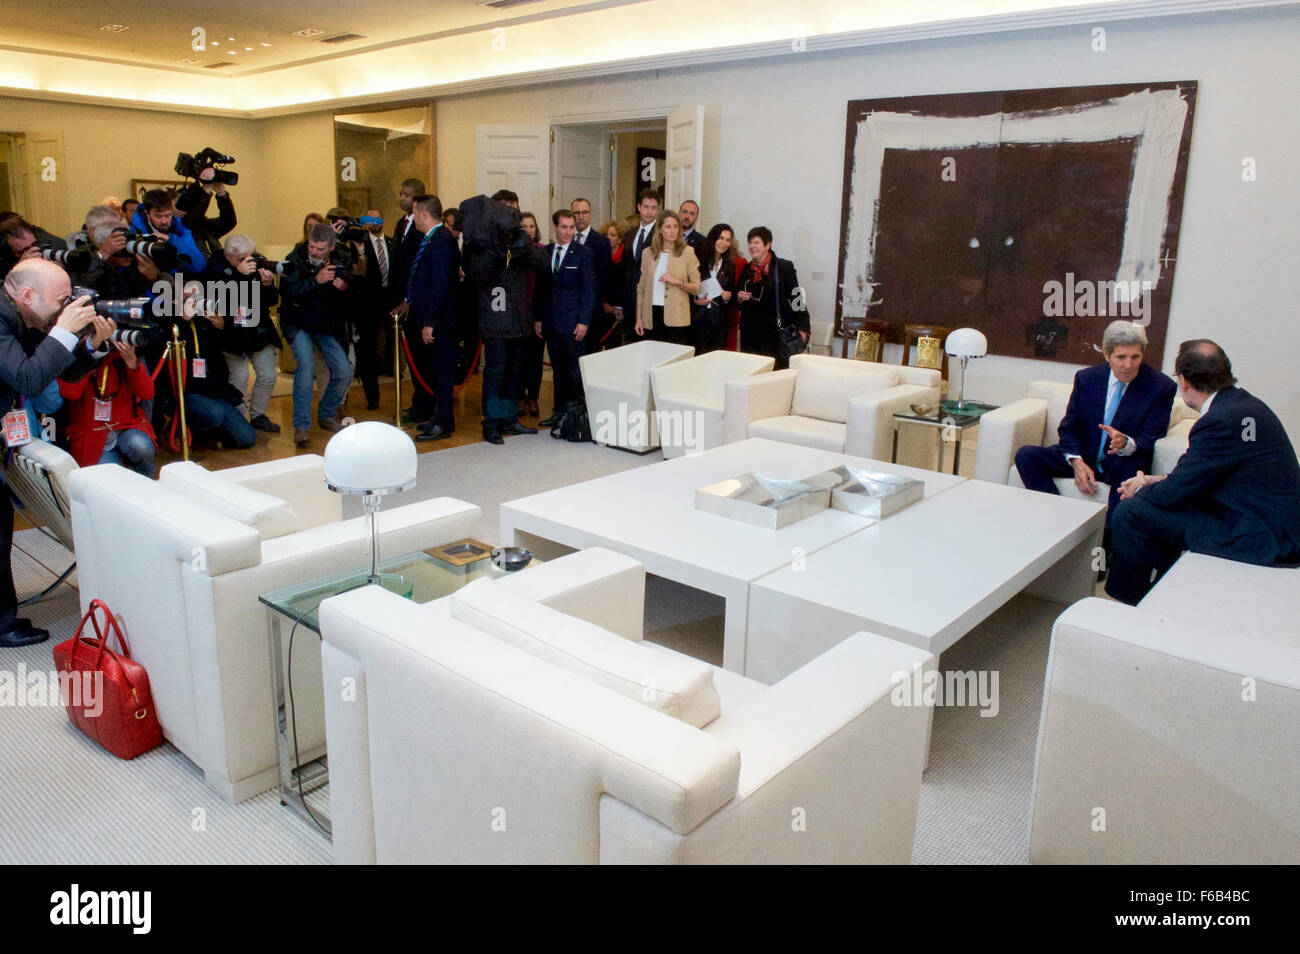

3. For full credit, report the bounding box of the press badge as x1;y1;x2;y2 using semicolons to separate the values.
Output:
94;399;113;422
192;357;207;379
2;410;32;448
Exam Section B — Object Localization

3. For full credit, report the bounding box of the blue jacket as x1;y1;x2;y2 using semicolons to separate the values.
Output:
1143;386;1300;566
130;207;207;274
540;241;596;335
1056;361;1176;478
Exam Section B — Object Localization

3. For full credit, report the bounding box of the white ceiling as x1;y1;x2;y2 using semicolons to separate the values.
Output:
0;0;629;76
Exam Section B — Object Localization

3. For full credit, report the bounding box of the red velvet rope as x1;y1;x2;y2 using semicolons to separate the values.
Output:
397;327;483;399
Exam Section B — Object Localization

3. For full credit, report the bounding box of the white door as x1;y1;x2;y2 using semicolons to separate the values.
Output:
474;124;549;224
552;126;611;228
14;131;69;234
664;106;704;211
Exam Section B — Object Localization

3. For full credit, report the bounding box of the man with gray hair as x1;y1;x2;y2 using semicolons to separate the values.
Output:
202;234;282;433
68;204;159;298
1014;319;1177;533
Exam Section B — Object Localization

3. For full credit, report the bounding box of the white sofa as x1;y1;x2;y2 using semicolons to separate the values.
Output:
973;379;1198;499
68;455;480;802
320;547;935;864
723;354;941;459
1030;553;1300;863
649;351;775;459
580;340;695;453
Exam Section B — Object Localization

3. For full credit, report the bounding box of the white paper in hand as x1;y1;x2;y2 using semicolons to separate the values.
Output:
699;276;724;301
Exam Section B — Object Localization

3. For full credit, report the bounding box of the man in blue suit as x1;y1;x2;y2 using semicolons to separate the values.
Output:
570;197;615;354
1106;340;1300;604
1015;320;1176;530
538;209;596;424
404;194;460;442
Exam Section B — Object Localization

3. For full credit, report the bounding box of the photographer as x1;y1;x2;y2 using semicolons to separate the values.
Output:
68;205;159;298
176;166;237;265
58;337;156;477
203;234;282;433
129;189;207;274
1;259;116;647
0;215;66;282
279;223;356;445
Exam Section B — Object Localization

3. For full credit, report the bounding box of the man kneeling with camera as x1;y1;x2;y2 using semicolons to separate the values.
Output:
1;259;117;647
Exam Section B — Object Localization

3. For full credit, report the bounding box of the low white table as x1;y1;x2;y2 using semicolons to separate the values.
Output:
745;479;1106;682
500;438;965;673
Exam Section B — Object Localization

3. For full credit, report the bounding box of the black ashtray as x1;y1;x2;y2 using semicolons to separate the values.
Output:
490;546;534;572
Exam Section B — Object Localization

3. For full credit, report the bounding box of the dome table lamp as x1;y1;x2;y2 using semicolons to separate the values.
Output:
945;327;988;411
324;422;418;594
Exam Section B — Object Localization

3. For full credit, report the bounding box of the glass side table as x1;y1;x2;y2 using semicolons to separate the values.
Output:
892;400;999;476
259;544;541;835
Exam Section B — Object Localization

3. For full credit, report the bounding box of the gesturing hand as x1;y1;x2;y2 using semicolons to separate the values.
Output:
1098;423;1127;455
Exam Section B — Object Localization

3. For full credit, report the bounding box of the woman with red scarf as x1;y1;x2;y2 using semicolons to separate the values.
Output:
58;341;157;477
735;226;810;370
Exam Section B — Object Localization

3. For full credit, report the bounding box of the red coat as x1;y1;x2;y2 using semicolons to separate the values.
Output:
58;355;157;468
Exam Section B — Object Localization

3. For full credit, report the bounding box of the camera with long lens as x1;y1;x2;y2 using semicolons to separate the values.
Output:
250;253;287;276
174;146;238;187
68;286;160;346
109;228;181;271
326;250;362;286
38;245;92;272
326;214;369;245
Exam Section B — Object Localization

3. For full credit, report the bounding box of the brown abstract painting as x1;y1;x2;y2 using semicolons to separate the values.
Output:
835;83;1198;365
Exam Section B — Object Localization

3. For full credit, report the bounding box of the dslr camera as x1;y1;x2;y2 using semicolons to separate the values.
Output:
326;213;369;245
67;286;160;347
175;147;238;187
109;228;182;271
38;245;92;272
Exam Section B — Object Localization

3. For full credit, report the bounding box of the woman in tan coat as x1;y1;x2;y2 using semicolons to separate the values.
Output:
635;209;701;347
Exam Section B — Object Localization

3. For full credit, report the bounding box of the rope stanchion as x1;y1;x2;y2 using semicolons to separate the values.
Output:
396;327;483;401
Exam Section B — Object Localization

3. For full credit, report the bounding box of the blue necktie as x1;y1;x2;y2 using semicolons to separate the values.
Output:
553;246;563;275
406;233;431;300
1098;379;1125;467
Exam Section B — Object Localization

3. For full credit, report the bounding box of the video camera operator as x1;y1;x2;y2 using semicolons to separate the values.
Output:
176;166;237;266
202;234;282;434
1;259;116;647
129;189;207;274
279;223;356;445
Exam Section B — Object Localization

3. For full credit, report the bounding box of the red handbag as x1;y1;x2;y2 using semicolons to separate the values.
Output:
52;599;162;760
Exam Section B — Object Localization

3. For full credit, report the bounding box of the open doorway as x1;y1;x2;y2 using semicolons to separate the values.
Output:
549;118;665;243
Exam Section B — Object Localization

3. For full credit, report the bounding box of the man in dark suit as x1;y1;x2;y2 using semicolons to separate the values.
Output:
404;194;460;442
1106;340;1300;605
388;178;428;424
570;197;615;354
354;209;391;410
0;260;114;646
1015;320;1176;530
679;200;708;262
616;189;660;346
538;209;596;424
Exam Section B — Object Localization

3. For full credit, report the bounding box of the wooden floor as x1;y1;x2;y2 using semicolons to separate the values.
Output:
156;368;555;473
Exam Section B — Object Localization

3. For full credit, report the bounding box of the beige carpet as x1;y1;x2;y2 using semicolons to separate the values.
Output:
2;433;1062;864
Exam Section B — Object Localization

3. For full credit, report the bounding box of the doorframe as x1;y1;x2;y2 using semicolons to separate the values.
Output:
548;110;670;225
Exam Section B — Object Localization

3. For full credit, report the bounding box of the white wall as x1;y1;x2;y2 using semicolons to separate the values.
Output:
435;7;1300;441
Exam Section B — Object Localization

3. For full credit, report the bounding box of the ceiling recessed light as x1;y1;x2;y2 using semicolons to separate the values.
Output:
99;23;129;32
227;37;235;42
245;47;253;51
260;42;271;47
212;40;220;46
228;50;237;55
292;28;325;38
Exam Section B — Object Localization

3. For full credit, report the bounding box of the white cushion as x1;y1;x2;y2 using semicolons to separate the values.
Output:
1026;380;1071;445
791;361;898;424
749;415;847;452
450;580;721;727
160;461;303;540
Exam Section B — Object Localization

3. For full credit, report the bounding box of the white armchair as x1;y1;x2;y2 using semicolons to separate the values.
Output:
320;547;934;864
973;379;1197;498
649;351;774;459
1030;554;1300;863
723;353;940;458
580;340;694;452
68;454;480;803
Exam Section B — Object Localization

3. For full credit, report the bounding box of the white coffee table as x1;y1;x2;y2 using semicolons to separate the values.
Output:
745;479;1106;683
500;438;965;673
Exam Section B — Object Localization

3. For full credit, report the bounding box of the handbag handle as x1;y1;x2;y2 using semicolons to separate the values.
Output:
65;599;132;673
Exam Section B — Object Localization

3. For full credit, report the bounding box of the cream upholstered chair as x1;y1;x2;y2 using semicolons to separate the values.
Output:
320;547;934;864
723;353;941;459
1030;554;1300;863
580;340;694;452
649;350;775;459
972;379;1197;499
68;454;480;803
